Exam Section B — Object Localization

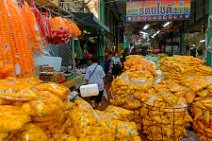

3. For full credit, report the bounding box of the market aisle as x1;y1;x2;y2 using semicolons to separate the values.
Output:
83;75;112;110
102;75;150;141
101;75;113;110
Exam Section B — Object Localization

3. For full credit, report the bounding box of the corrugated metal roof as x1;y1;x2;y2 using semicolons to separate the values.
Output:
72;12;110;32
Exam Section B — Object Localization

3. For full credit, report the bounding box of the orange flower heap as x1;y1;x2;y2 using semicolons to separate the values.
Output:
124;55;157;77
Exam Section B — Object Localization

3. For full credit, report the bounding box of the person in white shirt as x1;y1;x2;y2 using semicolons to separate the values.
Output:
84;57;106;109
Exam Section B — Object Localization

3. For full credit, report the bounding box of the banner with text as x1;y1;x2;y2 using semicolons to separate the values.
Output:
126;0;191;22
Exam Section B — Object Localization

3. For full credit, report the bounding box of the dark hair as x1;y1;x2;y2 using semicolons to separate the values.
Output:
91;57;98;63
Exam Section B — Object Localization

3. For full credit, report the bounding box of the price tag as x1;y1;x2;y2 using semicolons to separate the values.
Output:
34;25;39;31
15;64;21;75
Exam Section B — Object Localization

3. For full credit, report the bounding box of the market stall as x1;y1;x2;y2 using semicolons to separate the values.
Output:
26;0;85;88
0;1;141;140
72;12;110;68
1;0;212;141
111;55;212;141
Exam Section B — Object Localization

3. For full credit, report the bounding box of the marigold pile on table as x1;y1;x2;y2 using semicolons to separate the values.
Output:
0;77;141;141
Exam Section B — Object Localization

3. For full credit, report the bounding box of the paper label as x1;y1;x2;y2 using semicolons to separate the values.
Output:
73;37;78;40
15;64;21;75
4;44;9;52
34;25;39;31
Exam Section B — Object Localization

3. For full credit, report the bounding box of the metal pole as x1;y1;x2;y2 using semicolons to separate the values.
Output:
171;33;174;56
206;0;212;66
100;0;105;69
72;39;76;68
164;33;166;53
100;0;105;23
179;22;184;55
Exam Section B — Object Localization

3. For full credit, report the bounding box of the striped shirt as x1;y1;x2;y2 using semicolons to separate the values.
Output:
84;64;106;91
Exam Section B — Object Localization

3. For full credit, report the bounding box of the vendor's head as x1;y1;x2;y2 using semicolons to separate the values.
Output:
91;56;98;64
115;52;119;57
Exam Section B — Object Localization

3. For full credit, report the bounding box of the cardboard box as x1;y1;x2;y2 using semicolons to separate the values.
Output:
49;0;59;6
39;72;65;83
39;66;54;72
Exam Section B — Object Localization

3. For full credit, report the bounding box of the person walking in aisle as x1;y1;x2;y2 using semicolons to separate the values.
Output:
110;52;122;79
84;57;106;110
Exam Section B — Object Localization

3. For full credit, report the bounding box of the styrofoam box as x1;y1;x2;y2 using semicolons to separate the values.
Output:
34;56;62;72
80;84;99;97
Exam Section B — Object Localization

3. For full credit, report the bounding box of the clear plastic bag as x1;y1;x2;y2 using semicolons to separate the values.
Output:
104;105;133;121
30;0;52;40
0;106;31;132
103;90;108;101
0;87;39;101
22;91;65;117
21;1;44;53
36;82;70;101
18;123;48;141
48;17;71;44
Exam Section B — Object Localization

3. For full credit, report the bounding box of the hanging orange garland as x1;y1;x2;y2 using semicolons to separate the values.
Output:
69;21;81;37
21;1;44;53
0;0;35;78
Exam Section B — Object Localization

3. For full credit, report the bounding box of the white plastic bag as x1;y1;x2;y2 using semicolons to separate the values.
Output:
80;84;99;97
103;89;108;101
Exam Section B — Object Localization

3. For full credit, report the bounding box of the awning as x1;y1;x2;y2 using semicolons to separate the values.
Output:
72;12;110;32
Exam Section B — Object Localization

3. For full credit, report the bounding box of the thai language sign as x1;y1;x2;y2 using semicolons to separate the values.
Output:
126;0;191;22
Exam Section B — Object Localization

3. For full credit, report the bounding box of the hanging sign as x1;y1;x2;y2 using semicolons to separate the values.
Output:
126;0;191;22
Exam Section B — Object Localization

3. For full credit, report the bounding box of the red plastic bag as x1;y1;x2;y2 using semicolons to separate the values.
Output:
30;1;52;41
48;17;71;45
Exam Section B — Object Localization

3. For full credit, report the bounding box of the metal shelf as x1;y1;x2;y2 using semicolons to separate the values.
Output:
26;0;74;17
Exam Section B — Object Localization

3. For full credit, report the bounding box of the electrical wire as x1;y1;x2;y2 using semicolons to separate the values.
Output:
104;0;126;4
73;14;104;28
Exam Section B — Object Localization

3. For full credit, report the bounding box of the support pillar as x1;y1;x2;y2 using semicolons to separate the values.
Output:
179;22;184;55
100;0;105;69
100;0;105;24
72;39;76;68
206;0;212;66
164;33;166;53
171;33;174;56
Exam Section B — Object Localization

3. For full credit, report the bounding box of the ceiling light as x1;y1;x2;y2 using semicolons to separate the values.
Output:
151;34;156;38
200;39;206;43
163;22;171;28
143;24;150;30
156;31;160;34
151;30;160;38
139;31;148;35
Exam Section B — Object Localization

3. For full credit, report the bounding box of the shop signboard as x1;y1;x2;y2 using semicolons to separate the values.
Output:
126;0;191;22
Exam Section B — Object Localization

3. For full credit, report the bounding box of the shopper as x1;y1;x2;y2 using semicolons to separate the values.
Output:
110;52;122;79
84;57;106;110
105;55;110;76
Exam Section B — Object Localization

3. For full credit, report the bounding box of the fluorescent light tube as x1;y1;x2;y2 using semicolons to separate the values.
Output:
143;24;150;30
163;22;171;28
200;39;205;43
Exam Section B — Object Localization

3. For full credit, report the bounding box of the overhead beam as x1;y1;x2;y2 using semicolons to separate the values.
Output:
113;1;124;26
